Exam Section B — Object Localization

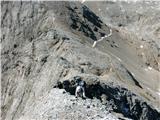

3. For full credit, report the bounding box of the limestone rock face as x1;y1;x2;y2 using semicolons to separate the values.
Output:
1;1;160;120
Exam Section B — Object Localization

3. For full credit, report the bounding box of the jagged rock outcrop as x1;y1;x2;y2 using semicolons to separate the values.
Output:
56;78;160;120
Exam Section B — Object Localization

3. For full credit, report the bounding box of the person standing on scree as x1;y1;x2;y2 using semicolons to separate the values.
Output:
74;76;86;99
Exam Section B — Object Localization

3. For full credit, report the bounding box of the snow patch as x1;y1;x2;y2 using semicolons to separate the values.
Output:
116;57;122;62
144;66;152;71
81;0;85;3
148;66;152;70
53;17;55;22
157;92;160;96
131;72;135;77
92;29;112;48
144;68;148;71
140;45;143;48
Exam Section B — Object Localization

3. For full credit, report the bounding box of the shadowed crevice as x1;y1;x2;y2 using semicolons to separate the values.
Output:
55;80;160;120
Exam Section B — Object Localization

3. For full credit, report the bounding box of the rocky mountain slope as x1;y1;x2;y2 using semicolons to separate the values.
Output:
85;0;160;71
1;1;160;120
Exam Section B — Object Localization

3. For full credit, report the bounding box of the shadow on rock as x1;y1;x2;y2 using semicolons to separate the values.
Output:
54;78;160;120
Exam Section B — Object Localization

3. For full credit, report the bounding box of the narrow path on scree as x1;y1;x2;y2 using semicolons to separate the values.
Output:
92;29;160;97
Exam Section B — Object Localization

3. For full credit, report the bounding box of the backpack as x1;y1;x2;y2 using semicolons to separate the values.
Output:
79;81;85;87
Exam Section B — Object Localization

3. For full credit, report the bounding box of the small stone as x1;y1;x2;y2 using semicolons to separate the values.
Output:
87;105;90;108
63;91;66;94
72;102;75;105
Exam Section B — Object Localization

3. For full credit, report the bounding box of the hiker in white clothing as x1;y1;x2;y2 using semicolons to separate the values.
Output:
74;76;86;98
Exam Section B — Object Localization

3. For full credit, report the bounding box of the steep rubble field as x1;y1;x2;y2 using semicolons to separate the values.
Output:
85;0;160;96
1;1;160;120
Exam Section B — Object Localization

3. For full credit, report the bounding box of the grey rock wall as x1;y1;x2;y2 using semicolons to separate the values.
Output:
1;1;160;120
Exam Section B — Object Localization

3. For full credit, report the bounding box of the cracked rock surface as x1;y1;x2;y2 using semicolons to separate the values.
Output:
1;1;160;120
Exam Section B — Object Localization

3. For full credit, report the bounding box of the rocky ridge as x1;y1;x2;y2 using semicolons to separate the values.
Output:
1;1;160;120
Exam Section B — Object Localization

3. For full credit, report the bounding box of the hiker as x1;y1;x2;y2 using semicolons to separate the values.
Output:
74;76;86;98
